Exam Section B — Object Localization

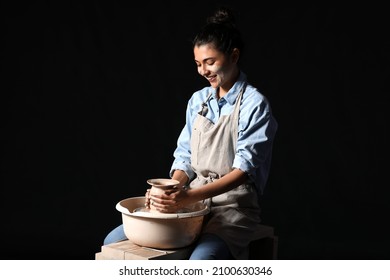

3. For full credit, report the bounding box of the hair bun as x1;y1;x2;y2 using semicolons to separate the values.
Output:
207;7;236;27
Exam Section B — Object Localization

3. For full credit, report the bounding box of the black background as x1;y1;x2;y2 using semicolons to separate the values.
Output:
1;1;389;259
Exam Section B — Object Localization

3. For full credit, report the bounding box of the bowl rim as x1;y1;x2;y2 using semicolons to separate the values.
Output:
146;178;180;187
116;196;210;219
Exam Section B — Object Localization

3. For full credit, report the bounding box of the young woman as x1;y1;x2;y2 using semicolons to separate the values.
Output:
104;6;278;260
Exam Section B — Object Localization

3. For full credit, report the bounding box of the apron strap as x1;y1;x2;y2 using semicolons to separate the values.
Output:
231;82;247;151
198;91;213;116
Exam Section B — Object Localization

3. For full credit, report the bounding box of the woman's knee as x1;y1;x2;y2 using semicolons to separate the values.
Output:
103;224;127;245
189;233;233;260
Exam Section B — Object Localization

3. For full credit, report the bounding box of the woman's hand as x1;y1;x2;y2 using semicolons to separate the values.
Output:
149;187;190;213
144;188;151;209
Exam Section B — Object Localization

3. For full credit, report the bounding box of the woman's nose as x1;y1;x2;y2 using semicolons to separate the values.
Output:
198;65;209;76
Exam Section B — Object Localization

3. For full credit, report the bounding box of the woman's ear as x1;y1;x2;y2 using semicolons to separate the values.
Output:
231;48;240;63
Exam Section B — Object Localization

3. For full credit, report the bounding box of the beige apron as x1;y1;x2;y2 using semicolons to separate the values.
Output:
189;84;264;259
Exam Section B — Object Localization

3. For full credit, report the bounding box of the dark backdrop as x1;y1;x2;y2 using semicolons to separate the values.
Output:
1;1;389;259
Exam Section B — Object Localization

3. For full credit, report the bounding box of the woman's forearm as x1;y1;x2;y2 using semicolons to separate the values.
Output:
172;169;189;188
188;168;248;202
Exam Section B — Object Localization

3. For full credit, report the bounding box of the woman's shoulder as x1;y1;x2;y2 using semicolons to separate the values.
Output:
188;86;213;105
193;86;213;97
243;84;270;104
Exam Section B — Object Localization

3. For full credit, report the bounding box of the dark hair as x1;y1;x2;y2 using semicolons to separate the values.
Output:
193;7;244;57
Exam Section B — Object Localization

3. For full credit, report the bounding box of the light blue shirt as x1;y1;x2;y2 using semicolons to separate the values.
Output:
170;72;278;194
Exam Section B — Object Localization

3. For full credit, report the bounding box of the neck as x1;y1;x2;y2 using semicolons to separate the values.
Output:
218;69;240;98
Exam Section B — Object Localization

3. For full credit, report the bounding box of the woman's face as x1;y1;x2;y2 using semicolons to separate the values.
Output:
194;44;239;93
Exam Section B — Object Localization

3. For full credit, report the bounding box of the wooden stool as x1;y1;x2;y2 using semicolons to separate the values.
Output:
96;224;277;260
248;224;278;259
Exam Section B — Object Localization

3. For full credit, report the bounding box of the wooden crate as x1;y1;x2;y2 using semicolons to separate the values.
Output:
95;240;193;260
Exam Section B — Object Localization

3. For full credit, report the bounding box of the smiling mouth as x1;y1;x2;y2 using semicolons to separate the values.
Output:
206;75;216;82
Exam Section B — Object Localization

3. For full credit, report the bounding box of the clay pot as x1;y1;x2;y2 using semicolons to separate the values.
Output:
147;178;180;213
